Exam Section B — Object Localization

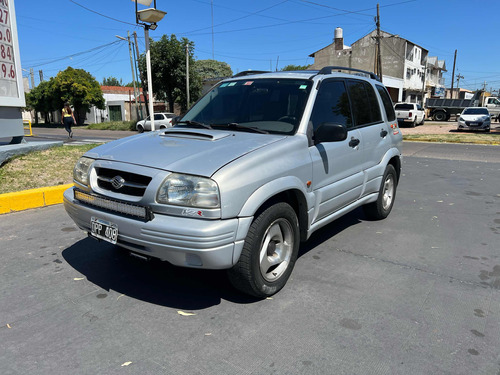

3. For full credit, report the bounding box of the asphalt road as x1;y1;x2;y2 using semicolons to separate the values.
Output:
1;143;499;374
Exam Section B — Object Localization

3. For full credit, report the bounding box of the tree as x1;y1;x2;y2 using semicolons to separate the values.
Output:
52;67;105;125
25;79;59;124
102;76;123;86
139;34;202;112
281;64;310;71
195;59;233;80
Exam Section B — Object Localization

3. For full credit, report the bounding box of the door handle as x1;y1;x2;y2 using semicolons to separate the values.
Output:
380;129;388;137
349;137;360;148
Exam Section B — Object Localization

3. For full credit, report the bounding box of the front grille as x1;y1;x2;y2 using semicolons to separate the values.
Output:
95;167;152;197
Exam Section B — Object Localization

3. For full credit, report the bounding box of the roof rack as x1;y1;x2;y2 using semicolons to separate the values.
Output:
317;66;381;82
232;70;270;78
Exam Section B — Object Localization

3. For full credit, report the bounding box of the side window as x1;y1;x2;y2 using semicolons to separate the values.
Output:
310;80;352;130
154;114;163;121
347;80;382;126
376;84;396;122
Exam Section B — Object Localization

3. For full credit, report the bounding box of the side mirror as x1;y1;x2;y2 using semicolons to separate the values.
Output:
314;123;348;144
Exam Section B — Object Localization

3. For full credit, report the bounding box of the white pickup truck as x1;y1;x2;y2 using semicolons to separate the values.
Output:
394;103;425;127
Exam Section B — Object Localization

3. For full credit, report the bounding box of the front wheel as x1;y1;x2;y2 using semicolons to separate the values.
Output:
363;164;398;220
228;202;300;298
433;111;447;121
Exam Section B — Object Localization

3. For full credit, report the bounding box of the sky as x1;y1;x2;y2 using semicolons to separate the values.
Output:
14;0;500;93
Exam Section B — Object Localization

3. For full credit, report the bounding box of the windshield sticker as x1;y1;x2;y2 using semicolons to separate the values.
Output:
220;83;229;88
299;85;308;89
228;82;237;86
244;81;254;86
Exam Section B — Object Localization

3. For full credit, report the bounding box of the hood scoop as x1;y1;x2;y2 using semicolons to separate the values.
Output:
161;128;231;141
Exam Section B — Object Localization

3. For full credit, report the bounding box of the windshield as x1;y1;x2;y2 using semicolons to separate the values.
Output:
179;78;313;135
463;108;489;115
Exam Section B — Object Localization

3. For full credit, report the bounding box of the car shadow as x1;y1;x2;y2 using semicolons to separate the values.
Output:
62;208;365;309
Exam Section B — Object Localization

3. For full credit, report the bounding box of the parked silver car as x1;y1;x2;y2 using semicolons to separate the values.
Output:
457;107;491;132
64;67;403;297
136;112;175;132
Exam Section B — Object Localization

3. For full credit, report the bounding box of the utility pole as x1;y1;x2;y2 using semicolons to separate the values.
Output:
420;66;427;106
127;31;140;121
30;68;35;89
450;49;457;98
134;31;149;117
186;44;190;110
456;73;464;98
375;3;383;81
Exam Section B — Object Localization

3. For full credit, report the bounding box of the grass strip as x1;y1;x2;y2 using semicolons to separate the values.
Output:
403;133;500;145
0;144;99;194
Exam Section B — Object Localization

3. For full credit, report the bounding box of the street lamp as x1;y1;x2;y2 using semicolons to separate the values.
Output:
131;0;166;131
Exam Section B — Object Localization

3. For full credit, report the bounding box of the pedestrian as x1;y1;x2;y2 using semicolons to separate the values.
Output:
61;102;76;138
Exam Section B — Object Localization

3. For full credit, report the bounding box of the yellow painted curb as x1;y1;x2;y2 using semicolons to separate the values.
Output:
0;183;74;214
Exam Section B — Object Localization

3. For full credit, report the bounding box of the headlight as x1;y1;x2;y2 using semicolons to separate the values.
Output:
459;117;465;123
73;157;94;186
157;173;220;208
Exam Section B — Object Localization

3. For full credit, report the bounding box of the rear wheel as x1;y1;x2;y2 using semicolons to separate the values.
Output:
137;125;144;133
363;165;397;220
410;118;417;128
228;202;300;298
433;111;447;121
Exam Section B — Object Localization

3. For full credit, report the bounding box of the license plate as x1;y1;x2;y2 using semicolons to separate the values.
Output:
469;122;478;126
91;217;118;244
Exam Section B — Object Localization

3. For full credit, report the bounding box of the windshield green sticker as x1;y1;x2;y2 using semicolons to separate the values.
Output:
220;83;229;87
228;82;237;86
299;85;308;89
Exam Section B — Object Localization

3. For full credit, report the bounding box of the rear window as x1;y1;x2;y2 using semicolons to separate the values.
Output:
376;85;396;122
347;80;382;126
394;103;414;110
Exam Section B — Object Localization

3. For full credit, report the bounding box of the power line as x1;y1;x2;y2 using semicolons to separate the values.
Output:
24;41;121;68
69;0;137;27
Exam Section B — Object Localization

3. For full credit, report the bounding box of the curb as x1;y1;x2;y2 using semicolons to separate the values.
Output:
0;184;73;215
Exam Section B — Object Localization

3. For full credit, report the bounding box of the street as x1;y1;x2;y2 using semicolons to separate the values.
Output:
0;142;499;374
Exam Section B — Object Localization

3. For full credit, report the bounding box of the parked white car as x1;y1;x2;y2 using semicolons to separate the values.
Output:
136;112;176;132
394;103;425;127
457;107;491;132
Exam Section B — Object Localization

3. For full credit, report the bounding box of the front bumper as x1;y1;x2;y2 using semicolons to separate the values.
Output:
63;188;250;269
457;121;490;131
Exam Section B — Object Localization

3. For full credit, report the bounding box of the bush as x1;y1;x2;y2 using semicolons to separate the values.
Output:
87;121;136;131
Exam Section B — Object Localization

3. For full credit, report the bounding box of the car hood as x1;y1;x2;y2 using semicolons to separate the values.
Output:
84;128;287;177
462;114;489;121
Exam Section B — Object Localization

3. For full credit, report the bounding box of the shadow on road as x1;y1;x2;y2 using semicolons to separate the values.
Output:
62;208;365;309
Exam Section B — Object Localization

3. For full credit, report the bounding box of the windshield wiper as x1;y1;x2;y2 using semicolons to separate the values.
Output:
223;123;269;134
176;120;212;130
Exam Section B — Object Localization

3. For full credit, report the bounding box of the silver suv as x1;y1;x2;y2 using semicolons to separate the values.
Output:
64;67;403;297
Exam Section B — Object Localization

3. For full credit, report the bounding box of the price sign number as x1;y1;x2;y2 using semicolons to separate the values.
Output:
1;62;15;79
0;43;12;61
0;9;8;25
0;28;11;43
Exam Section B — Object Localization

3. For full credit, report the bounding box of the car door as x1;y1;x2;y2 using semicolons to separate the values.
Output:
416;104;424;122
357;82;394;196
308;79;364;223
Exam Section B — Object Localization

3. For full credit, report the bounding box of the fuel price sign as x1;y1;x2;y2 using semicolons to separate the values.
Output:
0;0;24;107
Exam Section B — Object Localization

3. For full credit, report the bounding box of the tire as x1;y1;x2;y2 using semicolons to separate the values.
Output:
228;202;300;298
137;125;144;133
410;118;417;128
420;117;425;125
433;111;447;121
363;164;398;220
